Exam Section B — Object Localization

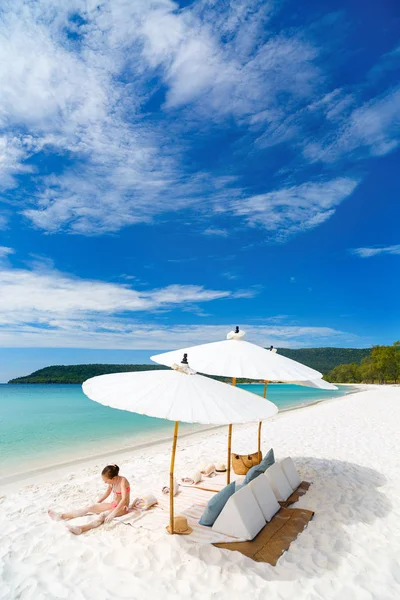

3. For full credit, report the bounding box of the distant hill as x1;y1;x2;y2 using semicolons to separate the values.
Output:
8;364;168;384
8;348;371;383
277;347;371;374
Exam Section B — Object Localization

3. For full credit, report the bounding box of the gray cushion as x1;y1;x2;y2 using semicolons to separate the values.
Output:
243;448;275;485
199;481;236;527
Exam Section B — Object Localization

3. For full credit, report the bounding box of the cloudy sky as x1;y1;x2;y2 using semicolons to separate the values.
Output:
0;0;399;380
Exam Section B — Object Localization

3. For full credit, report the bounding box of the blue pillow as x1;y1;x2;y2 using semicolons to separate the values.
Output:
243;448;275;485
199;481;236;527
260;448;275;471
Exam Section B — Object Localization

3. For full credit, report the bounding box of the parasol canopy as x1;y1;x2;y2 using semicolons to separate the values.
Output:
293;379;338;390
151;331;323;382
82;366;278;425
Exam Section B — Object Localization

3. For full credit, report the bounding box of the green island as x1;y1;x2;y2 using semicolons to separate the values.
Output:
8;346;388;384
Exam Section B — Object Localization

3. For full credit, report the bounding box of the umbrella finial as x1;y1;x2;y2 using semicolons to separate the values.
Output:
171;357;196;375
227;327;246;340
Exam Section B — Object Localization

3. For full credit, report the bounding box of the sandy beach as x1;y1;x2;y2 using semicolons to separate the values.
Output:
1;384;399;600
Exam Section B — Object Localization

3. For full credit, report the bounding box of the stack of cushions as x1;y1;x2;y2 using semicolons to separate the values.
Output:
264;462;293;501
199;481;236;527
211;484;266;540
280;457;302;490
199;451;302;527
242;448;275;485
248;474;280;522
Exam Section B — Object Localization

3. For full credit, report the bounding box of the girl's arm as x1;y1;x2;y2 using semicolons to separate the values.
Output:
98;485;112;503
105;479;128;522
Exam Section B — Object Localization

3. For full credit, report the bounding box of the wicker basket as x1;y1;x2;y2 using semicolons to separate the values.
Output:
231;451;262;475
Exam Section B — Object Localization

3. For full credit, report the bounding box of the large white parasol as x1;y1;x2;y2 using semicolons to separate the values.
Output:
82;359;278;534
151;327;337;480
293;379;338;390
151;330;322;381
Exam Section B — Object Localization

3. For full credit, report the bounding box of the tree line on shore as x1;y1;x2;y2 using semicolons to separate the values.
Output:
8;347;372;383
325;342;400;384
9;346;398;385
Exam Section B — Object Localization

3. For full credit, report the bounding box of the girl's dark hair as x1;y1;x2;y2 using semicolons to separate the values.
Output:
102;464;119;479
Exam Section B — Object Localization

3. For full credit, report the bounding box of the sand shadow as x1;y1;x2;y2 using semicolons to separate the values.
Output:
182;457;391;582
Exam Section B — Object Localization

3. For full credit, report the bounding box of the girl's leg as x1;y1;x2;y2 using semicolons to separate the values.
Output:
48;503;114;521
66;505;128;535
67;513;107;535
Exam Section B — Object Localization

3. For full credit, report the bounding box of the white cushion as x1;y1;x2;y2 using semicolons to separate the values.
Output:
248;474;280;522
264;462;293;501
212;485;265;540
280;457;301;490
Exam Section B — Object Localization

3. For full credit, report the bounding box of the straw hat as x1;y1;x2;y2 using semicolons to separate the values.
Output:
166;516;193;535
215;463;226;472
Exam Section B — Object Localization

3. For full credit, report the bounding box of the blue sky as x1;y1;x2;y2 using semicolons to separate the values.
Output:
0;0;399;381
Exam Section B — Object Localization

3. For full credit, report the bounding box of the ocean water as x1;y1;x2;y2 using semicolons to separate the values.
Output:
0;383;353;476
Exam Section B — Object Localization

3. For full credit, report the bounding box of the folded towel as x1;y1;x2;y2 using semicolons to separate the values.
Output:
203;464;215;477
162;478;180;496
181;471;202;485
131;494;158;510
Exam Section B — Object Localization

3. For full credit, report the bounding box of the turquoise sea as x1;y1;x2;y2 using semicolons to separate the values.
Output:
0;383;354;477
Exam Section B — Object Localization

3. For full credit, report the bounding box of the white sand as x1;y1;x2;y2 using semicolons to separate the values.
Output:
1;385;400;600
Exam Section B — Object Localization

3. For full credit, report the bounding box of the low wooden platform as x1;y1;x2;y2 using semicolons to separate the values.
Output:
214;507;314;565
279;481;311;508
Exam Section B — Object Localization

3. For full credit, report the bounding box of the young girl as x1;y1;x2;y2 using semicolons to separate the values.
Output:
48;464;131;535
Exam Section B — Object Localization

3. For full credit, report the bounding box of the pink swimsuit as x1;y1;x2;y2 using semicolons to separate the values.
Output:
112;482;130;509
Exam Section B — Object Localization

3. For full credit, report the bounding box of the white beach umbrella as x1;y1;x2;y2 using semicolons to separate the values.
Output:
82;360;277;534
151;327;335;480
293;379;338;391
151;329;322;381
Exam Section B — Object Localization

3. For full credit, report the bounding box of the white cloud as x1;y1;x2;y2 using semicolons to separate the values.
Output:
0;1;199;233
140;5;320;117
0;264;263;348
0;318;355;350
303;87;400;163
203;227;229;237
351;245;400;258
0;0;332;238
222;272;238;280
0;1;397;241
0;262;356;349
0;136;34;189
367;43;400;82
0;246;14;258
0;266;239;322
229;178;359;237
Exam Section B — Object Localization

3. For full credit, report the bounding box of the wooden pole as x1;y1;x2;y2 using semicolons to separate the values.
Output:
258;380;269;462
227;377;236;484
169;421;179;534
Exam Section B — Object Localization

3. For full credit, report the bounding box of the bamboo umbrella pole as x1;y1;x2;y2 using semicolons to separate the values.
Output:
227;377;237;484
257;380;269;462
169;421;179;534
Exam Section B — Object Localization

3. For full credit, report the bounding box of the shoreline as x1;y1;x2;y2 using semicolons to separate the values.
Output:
1;383;362;494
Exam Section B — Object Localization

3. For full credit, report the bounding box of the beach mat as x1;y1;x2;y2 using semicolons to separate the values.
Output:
279;481;311;508
182;479;311;502
180;471;242;493
214;507;314;565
